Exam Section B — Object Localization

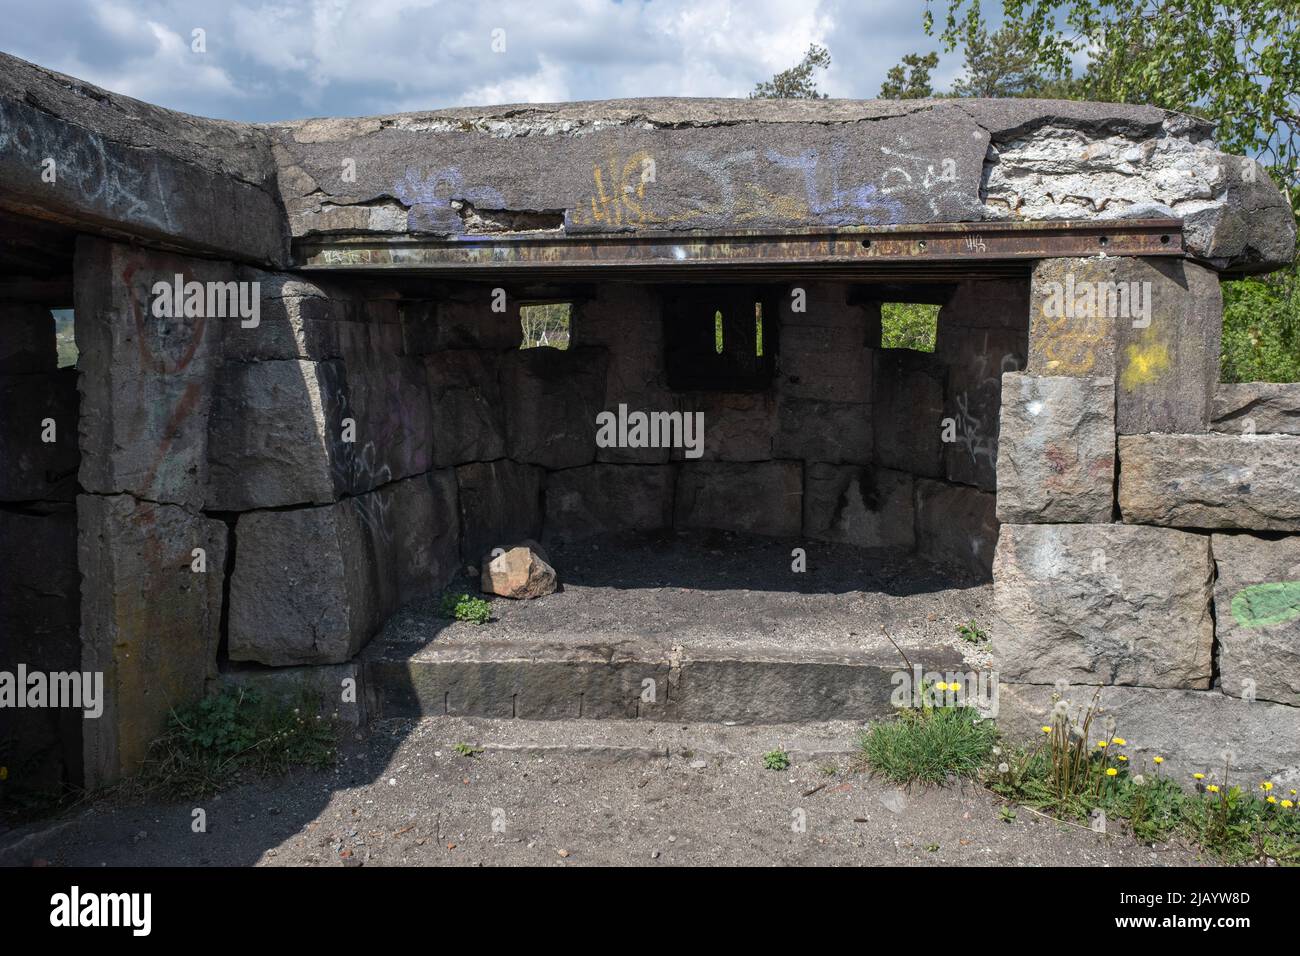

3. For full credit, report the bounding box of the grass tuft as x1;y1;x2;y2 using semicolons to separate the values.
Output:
858;706;997;785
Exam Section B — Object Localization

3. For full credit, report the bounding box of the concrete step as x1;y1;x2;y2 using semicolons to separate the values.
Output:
362;631;967;724
372;714;866;762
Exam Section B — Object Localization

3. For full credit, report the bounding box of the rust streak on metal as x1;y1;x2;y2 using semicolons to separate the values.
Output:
295;219;1185;278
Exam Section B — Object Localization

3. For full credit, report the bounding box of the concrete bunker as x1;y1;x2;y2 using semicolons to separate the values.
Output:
2;50;1300;802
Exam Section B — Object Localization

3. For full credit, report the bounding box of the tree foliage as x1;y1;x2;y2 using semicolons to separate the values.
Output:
751;44;832;99
879;52;940;99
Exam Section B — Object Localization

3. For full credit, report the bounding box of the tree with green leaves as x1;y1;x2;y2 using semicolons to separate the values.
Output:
751;43;832;99
879;51;940;99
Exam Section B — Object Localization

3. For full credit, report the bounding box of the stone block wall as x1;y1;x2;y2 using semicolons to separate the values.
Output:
994;256;1300;787
0;300;81;797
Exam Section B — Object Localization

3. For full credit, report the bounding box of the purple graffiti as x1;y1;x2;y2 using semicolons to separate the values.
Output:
765;145;906;226
393;166;506;234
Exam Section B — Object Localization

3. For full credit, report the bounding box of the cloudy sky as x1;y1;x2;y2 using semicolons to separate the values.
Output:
0;0;977;121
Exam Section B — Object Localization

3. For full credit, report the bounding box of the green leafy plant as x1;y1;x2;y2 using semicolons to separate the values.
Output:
454;742;483;758
440;592;491;625
763;749;791;771
131;688;338;798
859;705;998;784
955;620;989;643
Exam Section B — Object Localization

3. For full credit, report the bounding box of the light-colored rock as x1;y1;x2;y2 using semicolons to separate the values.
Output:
1119;433;1300;531
1212;382;1300;436
1212;533;1300;706
992;523;1213;689
481;541;557;599
996;374;1115;523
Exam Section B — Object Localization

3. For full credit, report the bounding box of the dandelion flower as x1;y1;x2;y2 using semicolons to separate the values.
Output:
998;762;1010;774
1118;755;1128;762
1282;800;1295;809
1267;796;1277;804
1106;768;1118;777
1193;773;1205;780
1041;726;1052;734
1113;737;1127;746
1096;741;1109;748
1261;782;1274;792
1133;774;1146;786
1153;756;1164;765
1206;784;1220;793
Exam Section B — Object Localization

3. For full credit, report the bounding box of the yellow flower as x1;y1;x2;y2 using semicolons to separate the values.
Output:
1096;741;1109;748
1267;796;1277;804
1261;782;1274;791
1282;800;1295;809
1118;755;1128;762
1153;756;1164;764
1113;738;1127;746
1041;726;1052;734
1206;784;1220;793
1106;768;1118;777
1193;773;1205;780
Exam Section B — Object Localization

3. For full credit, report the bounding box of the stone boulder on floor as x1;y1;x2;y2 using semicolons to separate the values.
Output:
481;541;558;599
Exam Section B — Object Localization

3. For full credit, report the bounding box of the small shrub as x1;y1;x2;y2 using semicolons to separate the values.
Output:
131;688;338;798
440;592;491;624
858;705;997;784
763;749;791;771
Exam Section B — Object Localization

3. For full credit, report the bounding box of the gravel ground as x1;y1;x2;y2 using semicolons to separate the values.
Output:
3;716;1205;868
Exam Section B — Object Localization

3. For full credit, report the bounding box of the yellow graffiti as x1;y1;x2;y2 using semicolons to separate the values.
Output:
569;151;811;228
1033;306;1111;375
1121;335;1171;391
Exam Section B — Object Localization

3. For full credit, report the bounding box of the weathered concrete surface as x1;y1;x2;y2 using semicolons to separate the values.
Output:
79;493;228;788
455;459;544;562
993;524;1213;689
267;96;1292;268
774;398;872;465
1212;533;1300;707
777;286;875;405
74;239;227;509
674;460;802;537
1118;433;1300;531
228;470;459;666
0;505;81;794
425;350;507;467
995;374;1115;523
1029;257;1222;434
0;369;79;501
543;464;675;546
206;359;343;510
502;347;607;469
873;350;945;477
914;479;998;579
999;684;1300;791
676;392;775;461
1114;260;1222;434
0;52;286;265
1212;382;1300;436
803;463;914;549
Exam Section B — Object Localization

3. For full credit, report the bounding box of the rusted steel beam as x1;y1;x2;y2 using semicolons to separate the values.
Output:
295;218;1185;277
